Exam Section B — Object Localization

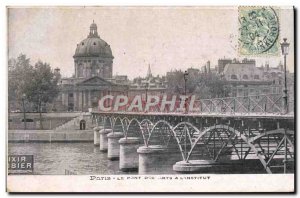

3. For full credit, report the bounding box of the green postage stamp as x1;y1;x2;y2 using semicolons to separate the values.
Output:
238;6;279;56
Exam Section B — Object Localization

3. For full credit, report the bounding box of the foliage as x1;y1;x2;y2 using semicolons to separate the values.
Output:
8;54;60;128
166;69;229;99
8;54;33;101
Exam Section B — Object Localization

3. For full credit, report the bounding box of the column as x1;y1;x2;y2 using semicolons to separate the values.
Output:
83;91;87;107
88;90;92;107
74;92;77;111
79;91;83;111
62;92;65;106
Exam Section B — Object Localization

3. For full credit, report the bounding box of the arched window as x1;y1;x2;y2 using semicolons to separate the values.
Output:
80;120;86;130
254;75;259;79
77;64;83;77
91;64;97;76
242;75;248;80
231;74;237;80
21;118;34;122
271;72;276;78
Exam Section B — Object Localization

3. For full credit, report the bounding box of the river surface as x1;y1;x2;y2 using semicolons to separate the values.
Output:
8;143;290;175
8;142;142;175
8;142;180;175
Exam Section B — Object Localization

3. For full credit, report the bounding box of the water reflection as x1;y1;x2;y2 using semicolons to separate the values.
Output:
8;143;272;175
8;143;138;175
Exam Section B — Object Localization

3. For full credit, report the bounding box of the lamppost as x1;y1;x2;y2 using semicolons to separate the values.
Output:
145;82;149;103
183;71;189;96
183;71;189;161
144;82;149;112
280;38;290;115
22;93;27;130
280;38;290;174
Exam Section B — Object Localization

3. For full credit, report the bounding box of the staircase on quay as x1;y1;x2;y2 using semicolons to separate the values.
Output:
54;112;93;132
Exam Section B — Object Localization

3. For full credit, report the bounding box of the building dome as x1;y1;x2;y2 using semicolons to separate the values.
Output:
73;21;113;58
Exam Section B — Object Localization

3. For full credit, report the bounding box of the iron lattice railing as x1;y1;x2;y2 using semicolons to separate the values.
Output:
94;94;294;115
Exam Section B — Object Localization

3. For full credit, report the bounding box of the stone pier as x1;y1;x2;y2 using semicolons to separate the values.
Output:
107;132;124;160
93;126;101;146
137;145;182;174
99;129;112;152
119;137;140;172
173;159;265;173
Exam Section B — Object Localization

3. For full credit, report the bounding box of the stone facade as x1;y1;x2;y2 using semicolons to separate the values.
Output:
222;59;294;100
58;21;127;112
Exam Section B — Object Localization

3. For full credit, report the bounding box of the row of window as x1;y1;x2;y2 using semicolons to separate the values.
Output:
81;42;97;46
75;60;107;63
231;87;283;97
230;74;260;80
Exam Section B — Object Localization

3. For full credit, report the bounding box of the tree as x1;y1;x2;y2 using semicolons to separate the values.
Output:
197;73;230;98
8;54;33;103
166;68;229;99
24;61;60;129
8;55;34;129
8;55;60;129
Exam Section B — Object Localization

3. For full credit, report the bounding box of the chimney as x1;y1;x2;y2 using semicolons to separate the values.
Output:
265;62;269;71
54;67;60;74
207;61;211;73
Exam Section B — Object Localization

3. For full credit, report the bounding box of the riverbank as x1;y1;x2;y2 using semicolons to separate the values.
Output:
8;130;93;143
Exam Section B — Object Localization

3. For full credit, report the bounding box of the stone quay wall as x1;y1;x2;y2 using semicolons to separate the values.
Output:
8;130;93;143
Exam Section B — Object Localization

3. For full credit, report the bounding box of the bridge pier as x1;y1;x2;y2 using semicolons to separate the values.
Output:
173;160;236;173
137;145;181;174
99;129;112;152
173;159;267;173
107;132;124;160
119;137;140;171
94;108;295;174
93;126;102;146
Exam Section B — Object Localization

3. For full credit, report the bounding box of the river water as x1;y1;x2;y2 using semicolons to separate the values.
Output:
8;142;141;175
8;142;181;175
8;142;283;175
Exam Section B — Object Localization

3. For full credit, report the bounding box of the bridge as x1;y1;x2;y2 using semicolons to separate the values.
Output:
91;94;295;174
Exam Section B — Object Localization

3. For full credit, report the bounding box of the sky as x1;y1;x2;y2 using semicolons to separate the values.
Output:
8;6;294;79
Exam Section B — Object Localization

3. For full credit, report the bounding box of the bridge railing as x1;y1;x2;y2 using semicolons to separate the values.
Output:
93;93;294;115
191;94;293;114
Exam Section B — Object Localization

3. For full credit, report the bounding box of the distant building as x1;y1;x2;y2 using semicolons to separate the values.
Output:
217;58;255;74
58;21;128;111
128;65;167;99
187;67;200;75
222;58;294;100
217;58;232;74
112;75;130;85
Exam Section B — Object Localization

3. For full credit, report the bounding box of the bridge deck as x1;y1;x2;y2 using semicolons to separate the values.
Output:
92;111;294;120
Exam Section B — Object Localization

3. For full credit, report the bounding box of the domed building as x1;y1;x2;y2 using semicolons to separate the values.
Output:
73;21;113;79
59;21;128;112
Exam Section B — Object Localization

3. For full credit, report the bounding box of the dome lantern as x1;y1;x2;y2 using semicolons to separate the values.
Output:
88;20;100;38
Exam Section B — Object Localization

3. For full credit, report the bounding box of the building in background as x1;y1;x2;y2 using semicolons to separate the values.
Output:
51;22;294;112
59;21;127;111
221;58;294;100
128;65;167;100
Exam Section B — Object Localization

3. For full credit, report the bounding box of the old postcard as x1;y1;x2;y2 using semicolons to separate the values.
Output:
6;6;295;192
